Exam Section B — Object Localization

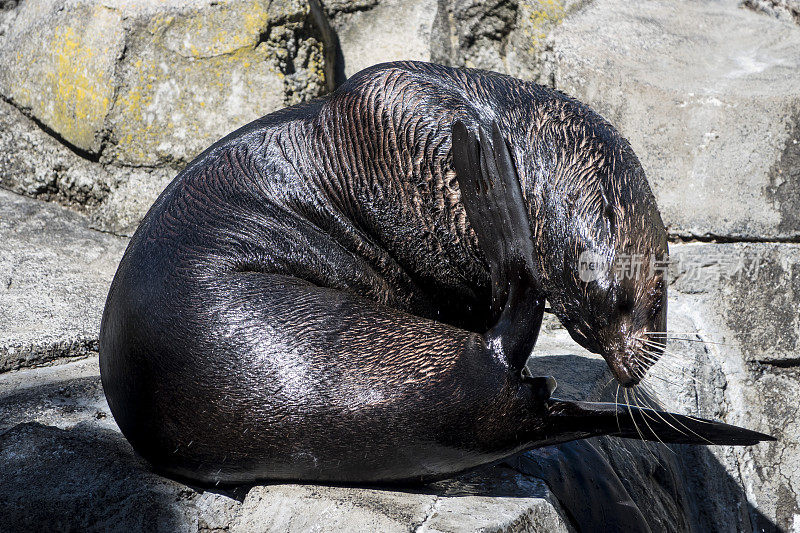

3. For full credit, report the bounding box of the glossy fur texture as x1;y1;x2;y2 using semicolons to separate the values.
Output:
99;61;772;485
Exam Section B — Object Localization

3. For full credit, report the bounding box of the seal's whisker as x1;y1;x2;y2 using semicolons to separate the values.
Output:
632;388;675;455
624;389;645;443
633;388;688;447
630;388;666;462
637;348;694;365
642;358;705;382
639;344;712;362
664;338;731;346
640;331;707;335
646;366;708;387
637;343;696;361
636;356;708;387
637;390;714;444
639;332;733;347
637;350;698;372
638;351;695;367
640;372;685;389
625;390;664;463
638;381;717;427
638;348;703;374
615;384;621;433
638;343;697;362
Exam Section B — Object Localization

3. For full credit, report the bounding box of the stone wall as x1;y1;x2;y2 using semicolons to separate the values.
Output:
1;0;798;530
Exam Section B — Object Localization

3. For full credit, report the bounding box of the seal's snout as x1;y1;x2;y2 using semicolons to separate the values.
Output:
604;348;640;388
602;330;658;388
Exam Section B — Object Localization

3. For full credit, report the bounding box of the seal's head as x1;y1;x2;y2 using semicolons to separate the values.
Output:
520;99;668;387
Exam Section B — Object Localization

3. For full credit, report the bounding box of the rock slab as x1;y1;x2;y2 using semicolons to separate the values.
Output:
0;189;127;371
547;0;800;240
0;360;572;533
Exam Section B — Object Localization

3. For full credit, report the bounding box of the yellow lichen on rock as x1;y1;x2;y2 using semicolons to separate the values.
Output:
109;40;284;165
0;0;327;166
522;0;566;50
1;5;123;152
158;0;272;58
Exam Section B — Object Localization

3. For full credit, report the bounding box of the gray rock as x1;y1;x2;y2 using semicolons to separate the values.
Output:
0;422;243;533
546;0;800;240
327;0;439;81
89;166;176;236
0;0;22;48
658;243;800;530
0;357;113;433
0;0;331;164
0;98;113;208
0;189;127;371
0;96;178;236
432;0;587;80
0;0;332;234
0;0;126;154
326;0;584;84
231;474;569;533
101;0;312;167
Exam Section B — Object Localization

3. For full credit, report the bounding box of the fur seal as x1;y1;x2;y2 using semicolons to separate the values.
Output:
99;61;773;485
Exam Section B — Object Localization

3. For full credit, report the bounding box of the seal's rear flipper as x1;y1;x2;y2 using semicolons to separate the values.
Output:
545;398;776;446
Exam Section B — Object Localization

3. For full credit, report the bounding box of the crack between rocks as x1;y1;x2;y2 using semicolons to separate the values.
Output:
0;94;102;163
755;358;800;369
85;223;131;239
412;495;440;533
668;233;800;244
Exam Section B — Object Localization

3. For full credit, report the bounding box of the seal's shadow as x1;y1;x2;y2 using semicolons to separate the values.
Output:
0;365;778;532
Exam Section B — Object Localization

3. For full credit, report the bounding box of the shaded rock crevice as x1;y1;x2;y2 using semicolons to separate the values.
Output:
0;93;104;164
743;0;800;25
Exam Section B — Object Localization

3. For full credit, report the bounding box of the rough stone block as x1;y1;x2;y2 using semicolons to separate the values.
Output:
0;0;331;167
326;0;581;84
0;189;127;371
0;0;124;153
649;243;800;530
546;0;800;239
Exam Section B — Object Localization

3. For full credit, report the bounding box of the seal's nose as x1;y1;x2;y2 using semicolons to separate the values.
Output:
601;333;642;387
611;360;639;388
601;344;641;387
616;371;638;388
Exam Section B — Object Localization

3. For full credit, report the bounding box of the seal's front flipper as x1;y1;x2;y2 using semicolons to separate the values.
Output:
452;121;538;315
545;398;776;446
451;120;544;372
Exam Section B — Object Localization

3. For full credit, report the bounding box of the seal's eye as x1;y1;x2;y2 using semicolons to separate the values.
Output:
613;277;636;315
618;294;635;315
603;202;616;230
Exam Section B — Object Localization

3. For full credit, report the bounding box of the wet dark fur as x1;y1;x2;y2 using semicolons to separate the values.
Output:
99;61;765;486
